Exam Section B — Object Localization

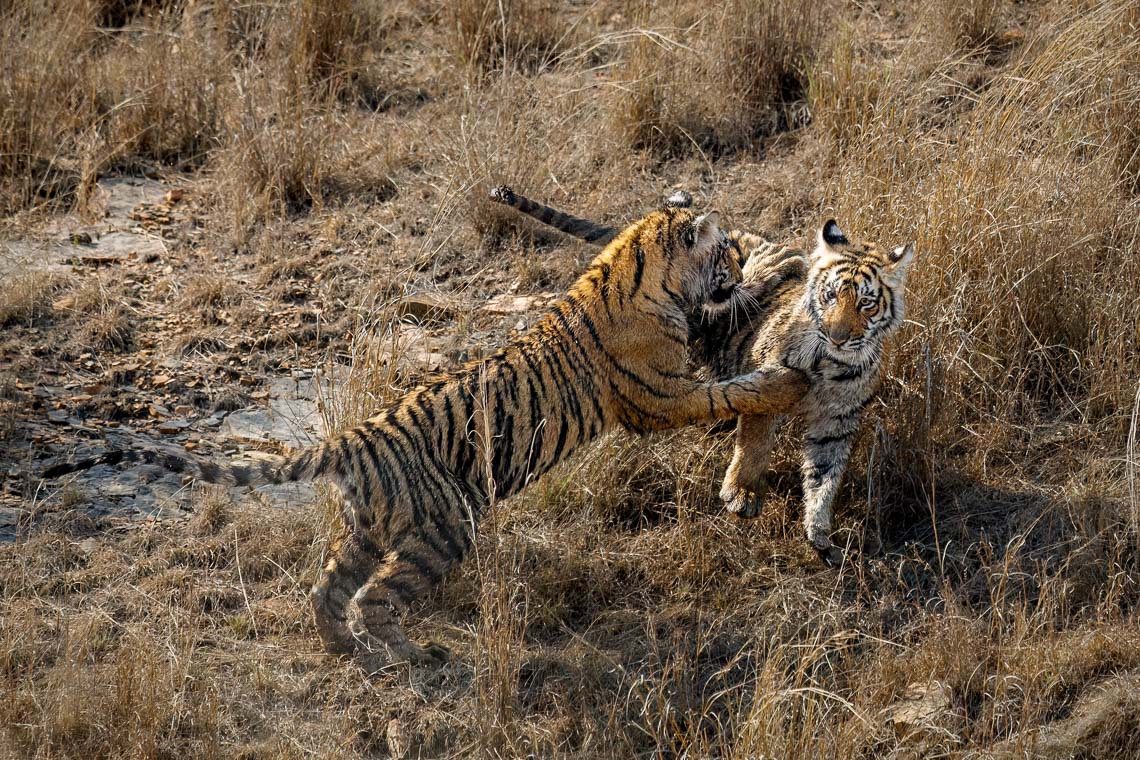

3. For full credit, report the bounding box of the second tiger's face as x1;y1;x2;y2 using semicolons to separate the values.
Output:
808;220;915;361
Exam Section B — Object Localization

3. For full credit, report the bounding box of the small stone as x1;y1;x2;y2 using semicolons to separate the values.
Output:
157;419;190;434
47;410;69;424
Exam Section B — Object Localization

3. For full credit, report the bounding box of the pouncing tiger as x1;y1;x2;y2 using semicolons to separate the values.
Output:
43;205;809;668
490;186;914;565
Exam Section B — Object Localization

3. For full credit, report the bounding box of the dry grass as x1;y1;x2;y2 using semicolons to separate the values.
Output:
611;0;831;155
0;269;60;327
2;0;1139;757
448;0;568;77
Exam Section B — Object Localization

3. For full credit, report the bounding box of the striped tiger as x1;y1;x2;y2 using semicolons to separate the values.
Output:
43;205;809;668
491;188;914;565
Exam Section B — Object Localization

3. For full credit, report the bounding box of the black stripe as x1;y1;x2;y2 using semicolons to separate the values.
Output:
806;431;854;448
631;246;645;295
571;303;673;400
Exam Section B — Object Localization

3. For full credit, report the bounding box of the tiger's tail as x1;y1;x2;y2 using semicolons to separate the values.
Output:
42;442;335;488
489;185;618;245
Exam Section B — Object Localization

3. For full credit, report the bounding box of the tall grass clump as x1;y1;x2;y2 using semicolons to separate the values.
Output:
825;1;1140;455
90;10;232;174
931;0;1008;51
611;0;831;156
452;73;622;248
449;0;566;78
0;1;96;212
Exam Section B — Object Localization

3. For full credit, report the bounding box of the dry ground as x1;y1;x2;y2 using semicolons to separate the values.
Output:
1;0;1139;757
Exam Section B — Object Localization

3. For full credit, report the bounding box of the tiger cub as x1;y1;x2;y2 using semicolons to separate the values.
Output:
490;187;914;565
44;206;808;668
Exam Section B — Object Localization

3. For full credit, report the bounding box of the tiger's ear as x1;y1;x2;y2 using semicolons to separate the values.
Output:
694;210;720;248
887;242;915;274
812;219;848;261
820;219;848;248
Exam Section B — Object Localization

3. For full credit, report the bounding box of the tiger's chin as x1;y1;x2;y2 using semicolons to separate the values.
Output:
822;338;881;367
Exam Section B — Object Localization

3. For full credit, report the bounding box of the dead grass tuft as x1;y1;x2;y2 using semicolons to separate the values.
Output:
0;269;60;327
932;0;1008;52
610;0;831;156
449;0;566;77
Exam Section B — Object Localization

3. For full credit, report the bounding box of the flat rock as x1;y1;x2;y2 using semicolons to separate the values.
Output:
157;419;190;434
886;681;960;738
220;375;326;449
482;292;558;315
397;293;456;324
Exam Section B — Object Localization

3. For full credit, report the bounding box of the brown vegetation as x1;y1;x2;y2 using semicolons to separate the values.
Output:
1;0;1138;757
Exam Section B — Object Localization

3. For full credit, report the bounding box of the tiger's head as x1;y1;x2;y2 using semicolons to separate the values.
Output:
654;190;746;318
700;230;747;318
661;208;747;320
602;206;741;316
806;219;915;363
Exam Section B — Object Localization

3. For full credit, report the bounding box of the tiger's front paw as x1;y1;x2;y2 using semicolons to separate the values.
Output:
357;639;451;673
743;366;810;412
806;527;844;567
721;484;767;519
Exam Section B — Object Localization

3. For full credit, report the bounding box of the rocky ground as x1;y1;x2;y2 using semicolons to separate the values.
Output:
1;177;569;541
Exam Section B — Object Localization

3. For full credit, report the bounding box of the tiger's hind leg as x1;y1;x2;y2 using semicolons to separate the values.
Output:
348;532;463;670
311;532;380;654
720;414;779;519
800;413;858;567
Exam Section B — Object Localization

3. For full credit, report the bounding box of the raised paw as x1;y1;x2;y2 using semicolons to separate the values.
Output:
722;486;766;519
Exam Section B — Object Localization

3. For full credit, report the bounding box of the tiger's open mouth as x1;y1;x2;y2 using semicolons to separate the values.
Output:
707;281;739;305
701;232;743;314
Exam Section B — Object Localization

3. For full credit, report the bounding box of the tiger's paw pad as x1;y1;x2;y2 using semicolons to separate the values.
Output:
721;482;767;519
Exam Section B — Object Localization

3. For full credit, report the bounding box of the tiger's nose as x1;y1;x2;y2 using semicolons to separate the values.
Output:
828;325;851;345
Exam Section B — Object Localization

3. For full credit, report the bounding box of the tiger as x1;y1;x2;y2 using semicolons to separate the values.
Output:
42;205;809;668
489;187;914;565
